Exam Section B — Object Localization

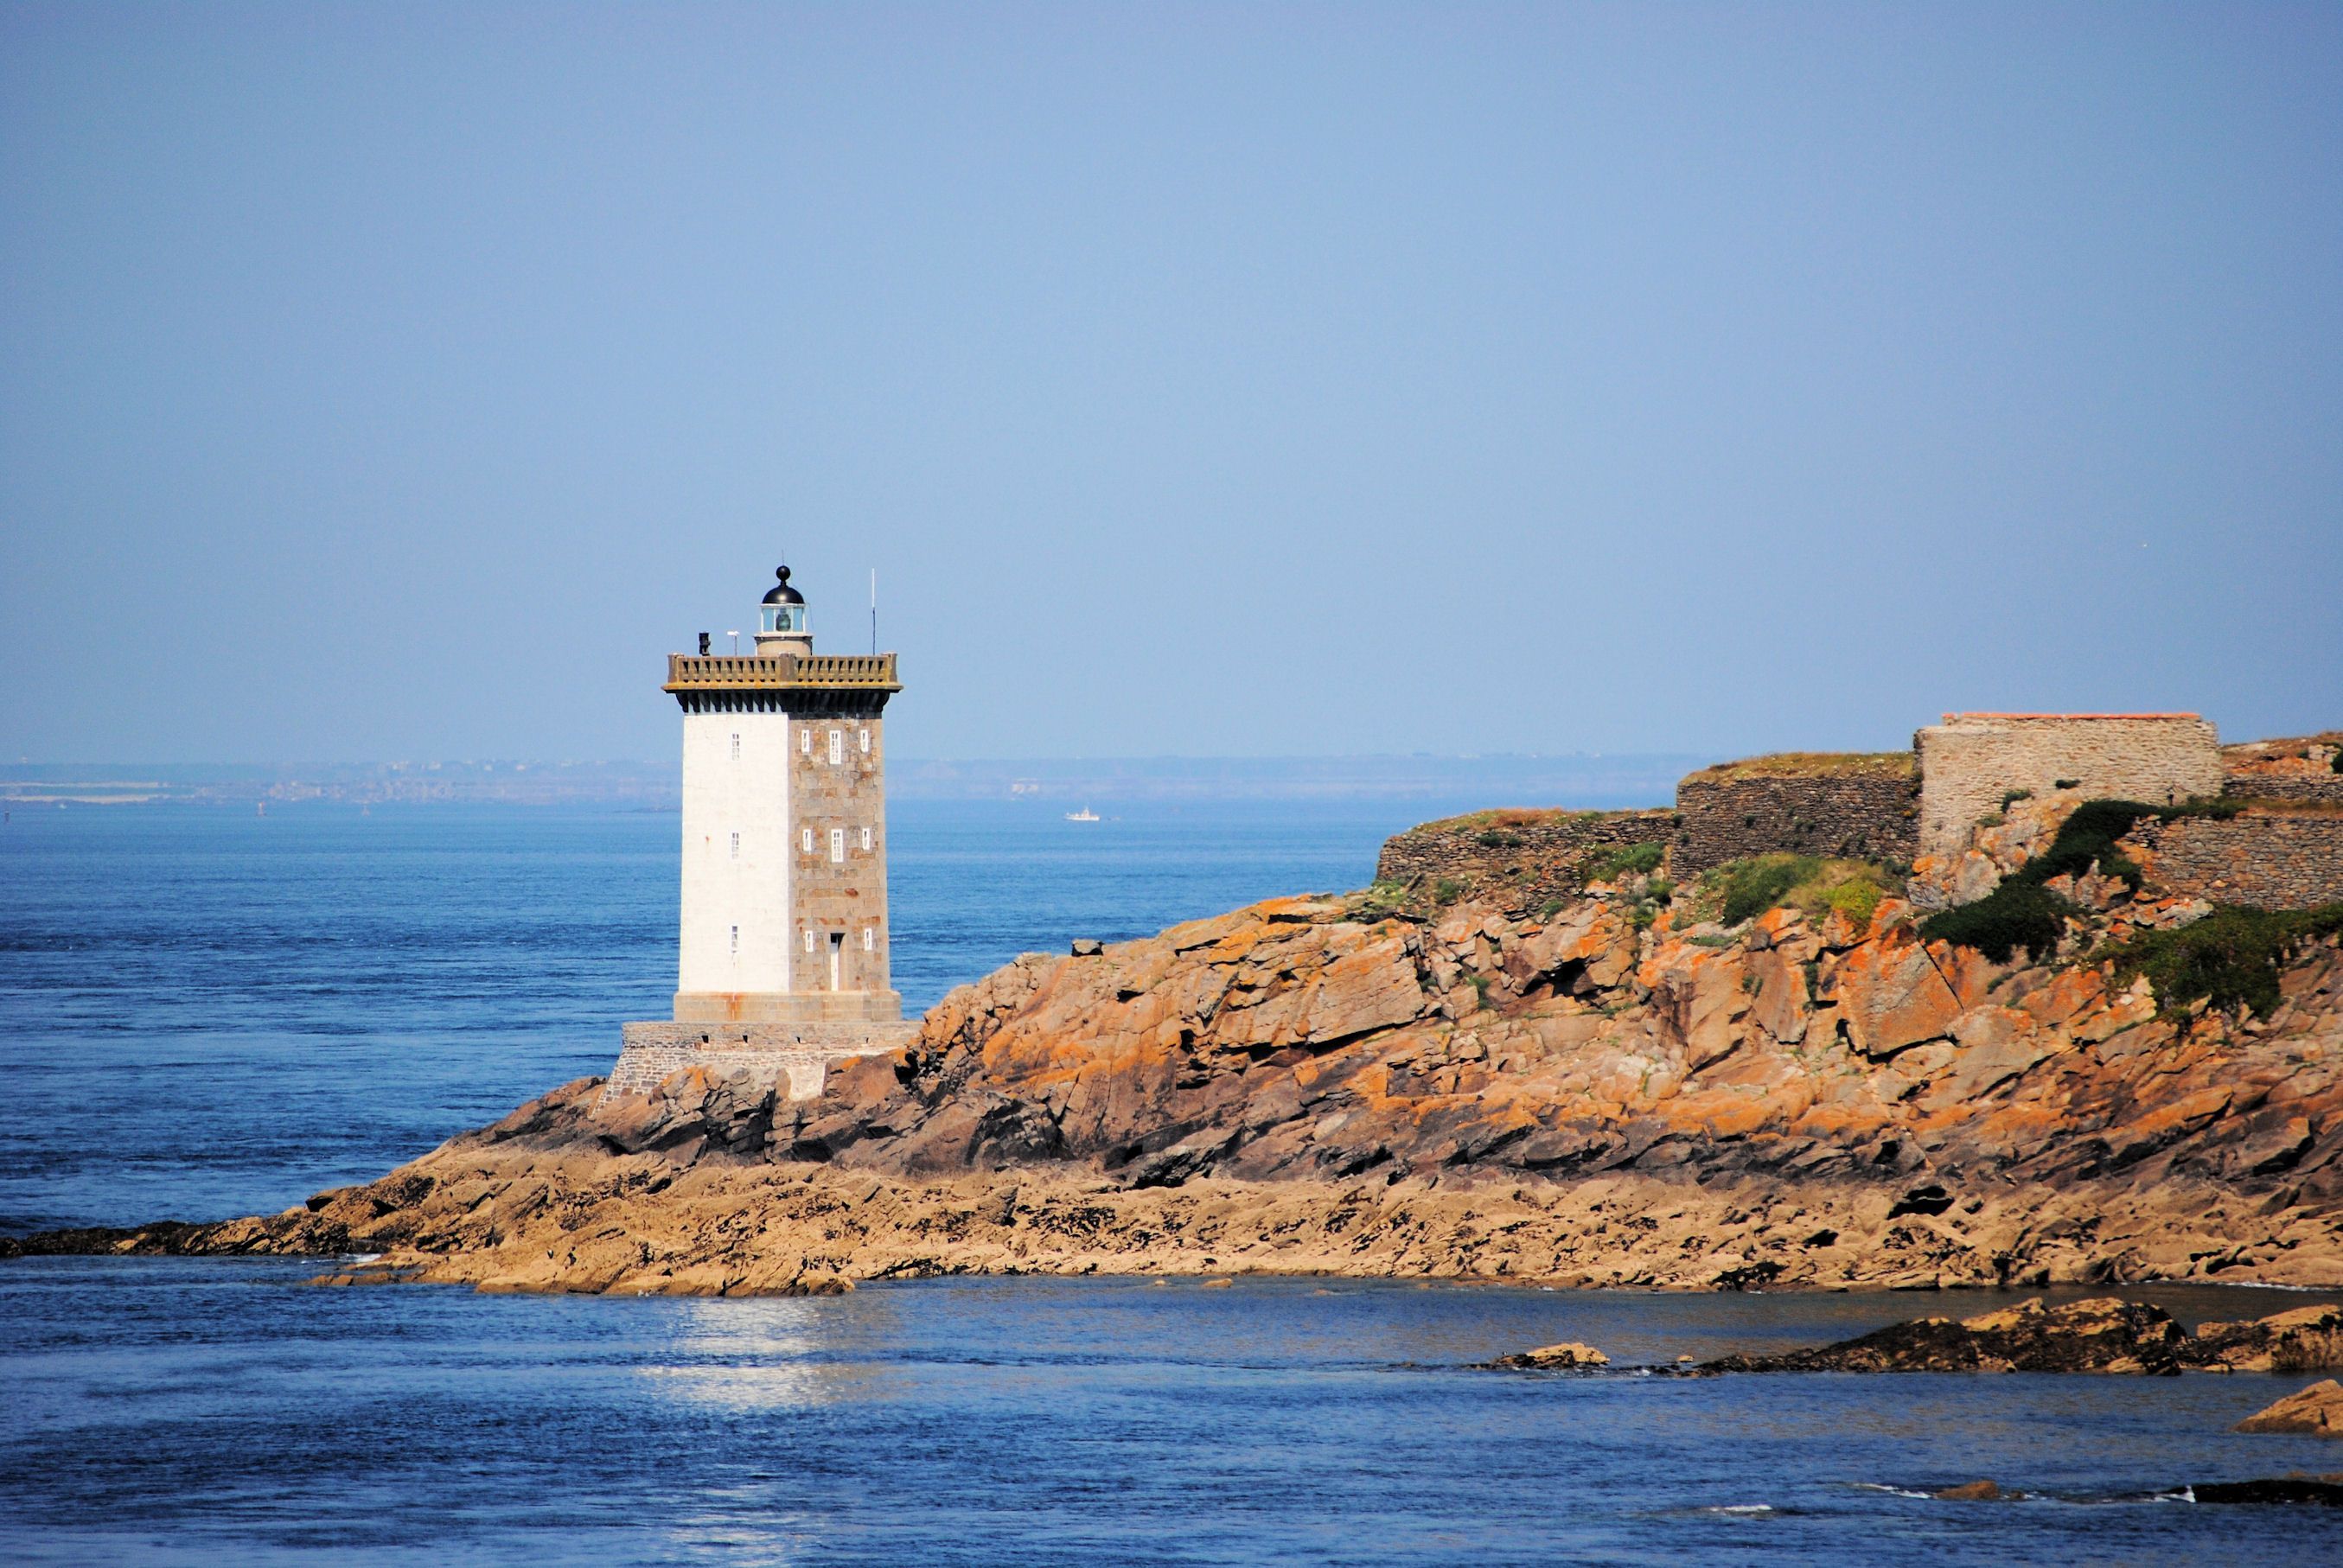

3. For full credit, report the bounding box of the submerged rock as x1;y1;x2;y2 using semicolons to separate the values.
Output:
1933;1480;2002;1501
2192;1476;2343;1506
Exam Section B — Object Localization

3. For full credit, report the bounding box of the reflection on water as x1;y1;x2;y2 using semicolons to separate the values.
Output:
12;1259;2338;1563
644;1297;886;1412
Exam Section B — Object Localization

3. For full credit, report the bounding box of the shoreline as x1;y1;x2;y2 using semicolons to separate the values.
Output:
14;1075;2340;1298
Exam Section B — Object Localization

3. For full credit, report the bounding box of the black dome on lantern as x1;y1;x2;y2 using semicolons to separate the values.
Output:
761;566;805;606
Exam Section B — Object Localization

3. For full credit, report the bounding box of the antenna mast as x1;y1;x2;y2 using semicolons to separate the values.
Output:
871;569;878;655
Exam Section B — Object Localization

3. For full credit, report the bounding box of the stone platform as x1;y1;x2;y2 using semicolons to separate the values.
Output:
600;1019;920;1106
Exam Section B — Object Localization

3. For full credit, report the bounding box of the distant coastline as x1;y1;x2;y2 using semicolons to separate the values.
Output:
0;753;1705;811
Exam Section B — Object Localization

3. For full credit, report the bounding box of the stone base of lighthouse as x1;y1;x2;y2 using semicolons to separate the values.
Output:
600;1019;920;1106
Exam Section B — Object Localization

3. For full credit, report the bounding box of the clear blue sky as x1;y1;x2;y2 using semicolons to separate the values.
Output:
3;3;2338;763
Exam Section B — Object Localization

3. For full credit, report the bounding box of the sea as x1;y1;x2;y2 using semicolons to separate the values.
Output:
4;800;2342;1564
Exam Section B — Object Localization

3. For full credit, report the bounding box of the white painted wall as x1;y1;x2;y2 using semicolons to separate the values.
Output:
678;711;792;995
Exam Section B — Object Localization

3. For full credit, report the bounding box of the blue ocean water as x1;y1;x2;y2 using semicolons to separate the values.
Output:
5;801;2343;1563
0;799;1401;1230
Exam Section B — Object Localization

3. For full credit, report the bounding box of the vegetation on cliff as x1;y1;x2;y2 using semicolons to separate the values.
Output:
2100;902;2343;1019
1697;853;1895;928
1919;798;2242;965
1677;751;1915;783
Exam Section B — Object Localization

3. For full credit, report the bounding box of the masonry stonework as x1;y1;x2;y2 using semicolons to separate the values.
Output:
605;564;910;1109
1670;757;1918;877
606;1020;918;1099
783;711;894;1008
2224;735;2343;808
2122;813;2343;912
1916;713;2222;861
1376;809;1676;910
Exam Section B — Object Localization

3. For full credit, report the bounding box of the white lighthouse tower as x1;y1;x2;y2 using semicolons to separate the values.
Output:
605;563;916;1103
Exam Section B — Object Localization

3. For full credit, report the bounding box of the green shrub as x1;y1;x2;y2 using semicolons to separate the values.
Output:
1431;877;1466;905
1921;882;2074;963
1583;841;1665;882
1717;854;1823;926
1694;856;1897;929
2098;903;2343;1018
1920;796;2245;961
1474;830;1523;849
2001;788;2033;810
1825;878;1883;927
1624;876;1674;930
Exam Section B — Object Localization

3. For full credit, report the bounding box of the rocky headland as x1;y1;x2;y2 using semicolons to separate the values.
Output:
16;796;2343;1299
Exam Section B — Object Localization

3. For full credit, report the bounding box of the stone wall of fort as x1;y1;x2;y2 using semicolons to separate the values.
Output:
1670;759;1918;877
1375;809;1676;910
2122;813;2343;912
2224;735;2343;807
1917;714;2222;860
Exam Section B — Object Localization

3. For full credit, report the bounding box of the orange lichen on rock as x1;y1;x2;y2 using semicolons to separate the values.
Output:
28;863;2343;1297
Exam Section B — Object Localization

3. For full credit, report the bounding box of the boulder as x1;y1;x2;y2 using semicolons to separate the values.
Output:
2235;1380;2343;1437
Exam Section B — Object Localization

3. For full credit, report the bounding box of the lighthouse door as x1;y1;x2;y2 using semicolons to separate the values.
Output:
827;931;844;991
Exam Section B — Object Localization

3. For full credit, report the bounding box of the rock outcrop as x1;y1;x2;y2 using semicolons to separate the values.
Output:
13;863;2343;1295
1486;1341;1611;1369
2236;1380;2343;1436
1689;1295;2343;1378
2193;1305;2343;1373
1699;1296;2198;1375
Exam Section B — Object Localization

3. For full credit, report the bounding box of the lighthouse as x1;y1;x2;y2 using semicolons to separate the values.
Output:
605;563;916;1103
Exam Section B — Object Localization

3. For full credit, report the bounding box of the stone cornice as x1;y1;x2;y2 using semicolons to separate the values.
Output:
663;653;900;711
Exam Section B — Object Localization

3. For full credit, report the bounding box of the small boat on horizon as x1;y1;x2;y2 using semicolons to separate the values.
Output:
1064;807;1101;822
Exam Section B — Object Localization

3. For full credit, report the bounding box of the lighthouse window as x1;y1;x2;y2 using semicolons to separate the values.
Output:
730;733;740;761
859;729;870;754
860;825;871;851
803;927;815;953
830;828;845;863
828;730;843;764
729;925;738;957
801;826;813;853
801;730;811;754
730;832;739;858
863;927;874;952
